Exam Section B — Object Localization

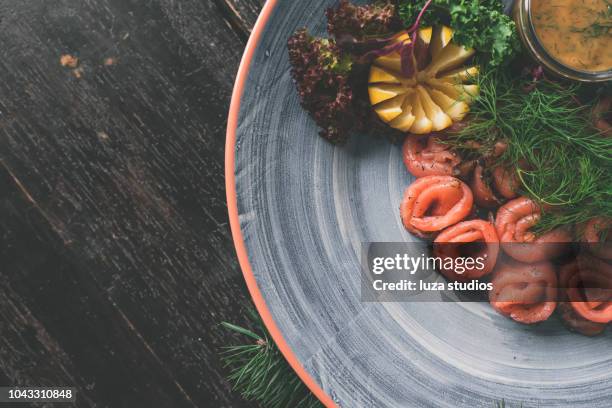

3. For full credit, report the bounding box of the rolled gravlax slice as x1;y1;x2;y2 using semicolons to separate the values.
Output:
402;134;464;178
558;260;608;335
400;175;473;237
562;256;612;324
581;217;612;261
471;163;519;208
495;197;571;263
489;259;557;324
434;219;499;281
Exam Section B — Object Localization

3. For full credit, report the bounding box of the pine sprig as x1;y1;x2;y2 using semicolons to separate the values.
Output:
220;311;525;407
220;309;323;408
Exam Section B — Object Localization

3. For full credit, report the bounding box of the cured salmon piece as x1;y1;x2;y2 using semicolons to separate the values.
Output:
402;134;464;178
581;217;612;260
558;260;609;334
400;175;473;237
433;219;499;281
489;259;557;324
495;196;571;263
470;163;519;208
561;257;612;324
557;302;606;336
471;163;501;208
491;165;520;200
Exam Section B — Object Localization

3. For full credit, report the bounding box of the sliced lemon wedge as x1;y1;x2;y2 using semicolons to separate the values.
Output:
439;66;479;83
389;94;416;131
428;88;469;121
409;92;433;135
389;109;416;132
418;27;432;46
375;53;402;73
368;25;478;134
369;66;401;84
429;25;454;60
368;84;406;105
373;95;405;122
427;42;475;75
427;79;479;104
417;86;452;131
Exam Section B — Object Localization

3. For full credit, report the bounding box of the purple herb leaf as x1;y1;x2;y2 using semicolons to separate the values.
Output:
400;43;416;77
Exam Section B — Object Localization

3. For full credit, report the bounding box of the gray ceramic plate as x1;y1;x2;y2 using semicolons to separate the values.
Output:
227;1;612;407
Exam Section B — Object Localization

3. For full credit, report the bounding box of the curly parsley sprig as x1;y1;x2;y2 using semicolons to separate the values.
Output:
398;0;520;66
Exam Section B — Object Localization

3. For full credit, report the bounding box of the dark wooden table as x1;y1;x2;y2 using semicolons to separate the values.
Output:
0;0;265;406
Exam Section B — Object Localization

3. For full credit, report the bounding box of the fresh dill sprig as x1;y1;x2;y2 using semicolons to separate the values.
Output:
449;66;612;233
220;309;323;408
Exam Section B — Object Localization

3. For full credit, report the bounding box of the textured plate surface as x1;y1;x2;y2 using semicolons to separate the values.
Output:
231;1;612;406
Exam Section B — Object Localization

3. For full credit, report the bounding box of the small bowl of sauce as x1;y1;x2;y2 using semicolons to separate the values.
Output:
514;0;612;82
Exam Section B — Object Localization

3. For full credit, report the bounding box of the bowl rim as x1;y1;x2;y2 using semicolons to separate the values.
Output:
225;2;336;407
517;0;612;82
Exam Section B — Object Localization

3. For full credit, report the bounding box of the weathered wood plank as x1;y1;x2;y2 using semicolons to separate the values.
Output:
0;0;264;406
1;165;211;407
0;284;93;408
211;0;265;40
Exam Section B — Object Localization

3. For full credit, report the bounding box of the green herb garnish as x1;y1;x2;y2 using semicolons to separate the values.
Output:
450;67;612;233
398;0;520;66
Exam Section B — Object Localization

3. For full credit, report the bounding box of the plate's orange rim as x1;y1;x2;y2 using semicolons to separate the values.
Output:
225;2;336;407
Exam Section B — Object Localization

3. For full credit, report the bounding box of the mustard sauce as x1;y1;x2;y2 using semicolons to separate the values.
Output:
531;0;612;72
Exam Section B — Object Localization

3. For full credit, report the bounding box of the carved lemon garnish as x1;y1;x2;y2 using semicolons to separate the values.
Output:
368;26;479;134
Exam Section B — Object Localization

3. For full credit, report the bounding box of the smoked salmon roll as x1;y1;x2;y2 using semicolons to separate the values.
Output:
471;163;501;208
581;217;612;261
561;257;612;324
433;219;499;281
557;302;606;336
402;135;464;178
491;165;520;200
489;259;557;324
400;175;473;237
558;260;608;335
470;163;519;208
495;196;572;263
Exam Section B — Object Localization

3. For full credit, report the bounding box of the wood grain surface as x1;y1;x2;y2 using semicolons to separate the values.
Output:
0;0;263;406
